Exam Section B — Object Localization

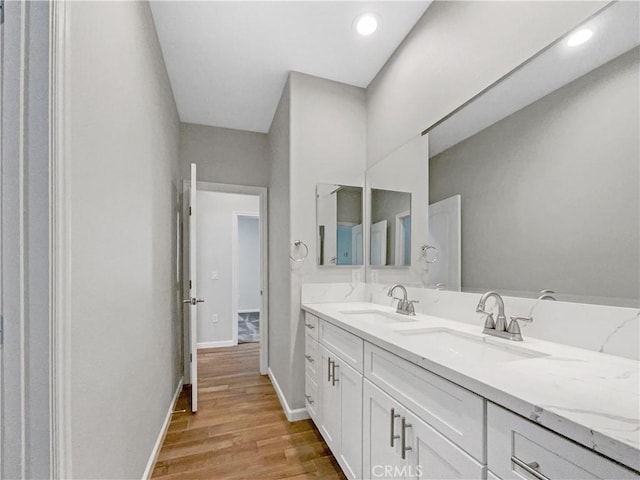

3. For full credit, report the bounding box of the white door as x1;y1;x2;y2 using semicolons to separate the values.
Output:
319;345;340;452
352;224;363;265
338;361;363;480
404;409;484;479
370;220;387;266
186;163;204;412
428;195;461;291
363;379;406;479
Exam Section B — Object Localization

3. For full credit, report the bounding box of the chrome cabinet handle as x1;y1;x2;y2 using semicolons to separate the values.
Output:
332;362;339;386
304;394;314;405
511;456;549;480
327;358;333;382
304;354;314;363
305;323;315;329
401;417;412;459
389;408;401;447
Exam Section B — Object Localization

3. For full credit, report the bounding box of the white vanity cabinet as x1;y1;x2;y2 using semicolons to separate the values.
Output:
319;344;363;480
305;313;363;480
487;403;638;480
363;375;484;480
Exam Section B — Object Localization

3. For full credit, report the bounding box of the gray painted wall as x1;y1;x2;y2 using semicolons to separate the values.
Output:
366;1;607;168
336;188;363;225
180;123;270;187
430;47;640;303
1;2;51;477
267;79;293;402
289;72;367;409
67;2;181;478
266;72;366;411
238;216;261;311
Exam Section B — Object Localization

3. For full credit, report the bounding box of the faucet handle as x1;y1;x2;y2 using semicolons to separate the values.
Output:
406;300;419;315
510;315;533;324
477;308;495;330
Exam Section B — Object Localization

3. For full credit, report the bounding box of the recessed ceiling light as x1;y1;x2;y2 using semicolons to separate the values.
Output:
567;28;593;47
355;13;378;36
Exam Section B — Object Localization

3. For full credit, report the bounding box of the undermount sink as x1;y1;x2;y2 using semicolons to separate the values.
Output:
393;327;549;363
340;310;418;324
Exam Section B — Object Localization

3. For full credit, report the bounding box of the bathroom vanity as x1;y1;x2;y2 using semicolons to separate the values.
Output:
302;302;639;480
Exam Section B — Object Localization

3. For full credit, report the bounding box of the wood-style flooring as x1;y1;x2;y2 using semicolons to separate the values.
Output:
151;343;346;480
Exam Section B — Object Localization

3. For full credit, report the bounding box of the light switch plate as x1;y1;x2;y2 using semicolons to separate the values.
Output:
211;271;219;280
212;314;218;323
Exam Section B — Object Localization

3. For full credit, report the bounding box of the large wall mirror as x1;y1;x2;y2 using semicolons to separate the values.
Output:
364;135;429;284
316;184;364;266
425;1;639;307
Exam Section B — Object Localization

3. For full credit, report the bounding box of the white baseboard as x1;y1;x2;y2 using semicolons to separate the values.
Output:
267;368;310;422
142;377;183;480
197;340;236;349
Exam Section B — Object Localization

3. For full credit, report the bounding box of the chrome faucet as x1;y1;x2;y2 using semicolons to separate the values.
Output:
388;284;418;316
476;291;526;341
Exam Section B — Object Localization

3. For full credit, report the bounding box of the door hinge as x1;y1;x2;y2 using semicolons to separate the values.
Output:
189;206;192;216
0;314;3;346
190;353;192;362
0;0;4;25
189;280;192;289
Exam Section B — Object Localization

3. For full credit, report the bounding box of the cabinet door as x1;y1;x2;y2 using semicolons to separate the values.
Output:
404;409;484;480
319;345;341;452
336;360;363;480
363;379;406;479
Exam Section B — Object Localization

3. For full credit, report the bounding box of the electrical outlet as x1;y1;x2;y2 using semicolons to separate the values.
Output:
212;314;218;323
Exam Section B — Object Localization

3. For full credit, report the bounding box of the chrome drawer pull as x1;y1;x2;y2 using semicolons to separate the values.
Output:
304;354;314;363
389;408;401;447
332;362;339;386
327;358;333;382
304;323;315;329
304;394;314;405
401;417;412;459
511;456;549;480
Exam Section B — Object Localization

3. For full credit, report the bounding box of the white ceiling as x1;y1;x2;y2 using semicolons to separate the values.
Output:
149;1;431;133
429;1;640;156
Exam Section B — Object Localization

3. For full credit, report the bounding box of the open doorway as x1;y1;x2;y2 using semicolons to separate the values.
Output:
182;180;268;408
233;214;261;344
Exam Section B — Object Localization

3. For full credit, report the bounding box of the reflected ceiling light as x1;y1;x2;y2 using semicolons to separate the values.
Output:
355;13;378;36
567;28;593;47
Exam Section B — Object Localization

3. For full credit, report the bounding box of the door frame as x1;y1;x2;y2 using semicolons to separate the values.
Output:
181;181;269;377
231;212;260;346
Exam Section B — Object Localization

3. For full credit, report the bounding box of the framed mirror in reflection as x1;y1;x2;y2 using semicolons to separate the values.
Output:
370;188;412;267
316;184;364;266
425;2;639;307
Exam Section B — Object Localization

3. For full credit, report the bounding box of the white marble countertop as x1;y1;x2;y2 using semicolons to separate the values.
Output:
302;302;640;472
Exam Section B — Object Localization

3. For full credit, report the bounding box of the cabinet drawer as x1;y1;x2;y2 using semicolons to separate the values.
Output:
304;373;319;421
305;333;319;380
487;403;637;479
320;320;364;373
364;342;485;462
304;313;319;341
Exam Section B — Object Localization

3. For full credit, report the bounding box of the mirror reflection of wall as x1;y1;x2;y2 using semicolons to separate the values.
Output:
370;189;411;266
316;184;363;266
426;2;640;306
